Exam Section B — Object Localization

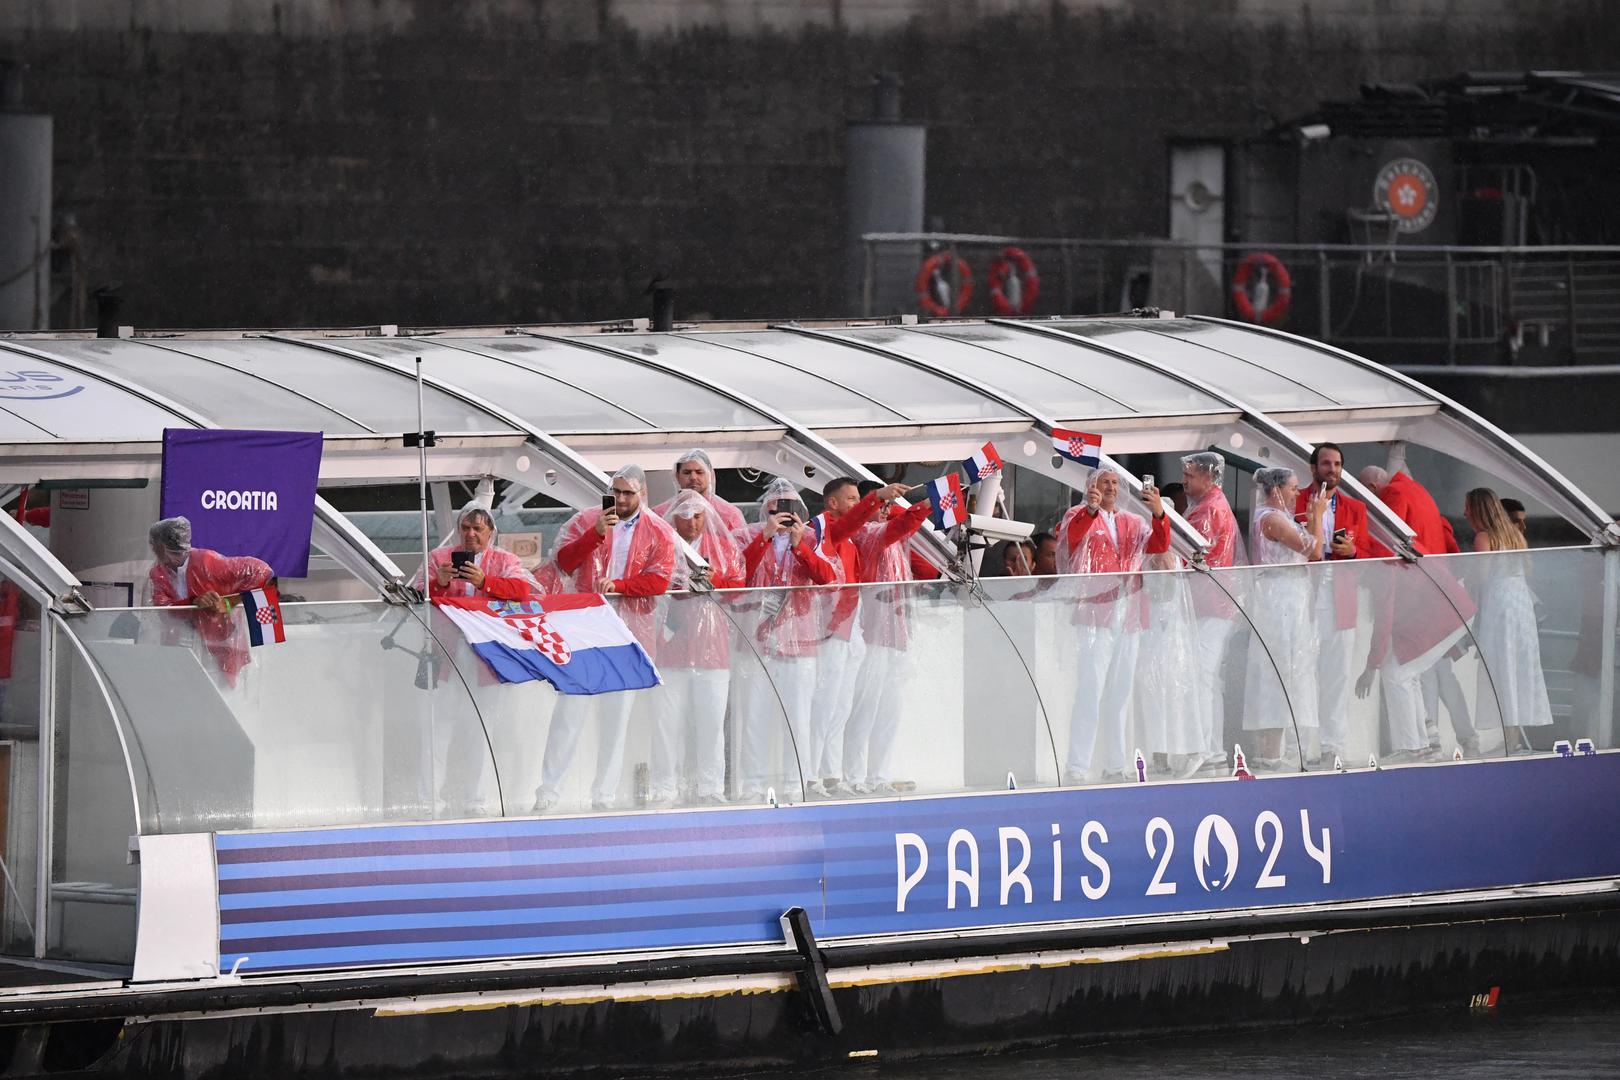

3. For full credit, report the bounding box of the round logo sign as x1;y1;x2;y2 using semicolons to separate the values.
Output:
1373;158;1439;234
0;368;85;402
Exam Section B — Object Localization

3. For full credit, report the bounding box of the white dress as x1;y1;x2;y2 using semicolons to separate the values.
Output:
1472;555;1554;731
1242;506;1320;733
1132;554;1204;756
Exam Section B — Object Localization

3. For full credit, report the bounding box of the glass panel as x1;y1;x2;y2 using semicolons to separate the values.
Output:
1212;553;1499;770
690;331;1021;422
1145;321;1433;408
0;350;184;441
609;334;904;426
830;326;1131;419
1434;546;1613;752
1054;320;1340;412
981;569;1273;783
916;322;1227;414
429;591;800;814
0;576;41;957
148;339;510;434
66;602;500;833
445;337;765;431
51;617;137;964
708;577;1054;799
336;339;654;433
31;340;370;434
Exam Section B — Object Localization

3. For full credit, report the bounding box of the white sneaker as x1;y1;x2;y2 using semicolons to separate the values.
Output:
530;788;559;815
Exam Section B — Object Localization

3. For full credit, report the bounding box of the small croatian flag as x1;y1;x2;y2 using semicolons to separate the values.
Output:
1052;428;1102;467
962;441;1003;485
927;473;968;530
238;585;286;647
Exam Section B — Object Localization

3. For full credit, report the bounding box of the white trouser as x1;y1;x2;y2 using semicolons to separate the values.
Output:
1380;656;1429;753
1420;656;1475;747
739;654;817;797
1066;623;1141;779
650;667;729;801
539;691;637;807
1314;583;1354;754
844;643;906;788
811;627;865;782
1197;617;1238;759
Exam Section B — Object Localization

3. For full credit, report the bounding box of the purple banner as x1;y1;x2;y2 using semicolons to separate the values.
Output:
161;429;322;578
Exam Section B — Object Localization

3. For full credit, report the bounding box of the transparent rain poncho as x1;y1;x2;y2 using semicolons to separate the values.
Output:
655;448;747;535
1243;468;1321;737
742;477;836;657
1053;466;1163;634
549;464;677;600
664;487;744;591
1132;548;1205;757
413;501;535;601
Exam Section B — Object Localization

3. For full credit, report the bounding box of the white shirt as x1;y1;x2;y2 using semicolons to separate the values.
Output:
609;513;639;581
1097;508;1120;547
164;556;191;601
770;530;793;570
1321;490;1338;539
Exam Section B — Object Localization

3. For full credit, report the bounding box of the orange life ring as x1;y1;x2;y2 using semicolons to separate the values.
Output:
1231;252;1292;325
915;253;974;317
988;246;1040;316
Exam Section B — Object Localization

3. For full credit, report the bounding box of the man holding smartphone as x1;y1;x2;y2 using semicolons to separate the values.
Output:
535;464;677;813
1294;443;1379;763
736;478;837;802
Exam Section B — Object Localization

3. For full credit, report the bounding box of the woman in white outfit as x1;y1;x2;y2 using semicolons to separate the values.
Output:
1465;487;1553;751
1244;468;1327;766
1133;549;1205;770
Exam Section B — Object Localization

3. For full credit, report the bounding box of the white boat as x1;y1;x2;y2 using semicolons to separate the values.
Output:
0;313;1612;1076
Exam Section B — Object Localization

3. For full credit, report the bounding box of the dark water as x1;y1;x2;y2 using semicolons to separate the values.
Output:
734;995;1620;1080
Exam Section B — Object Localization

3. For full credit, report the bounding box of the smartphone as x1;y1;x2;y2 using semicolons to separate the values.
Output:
1332;528;1349;544
451;550;474;570
1142;473;1155;489
601;494;615;512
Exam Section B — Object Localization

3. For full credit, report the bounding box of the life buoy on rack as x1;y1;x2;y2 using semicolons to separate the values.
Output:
1231;252;1292;325
916;253;974;317
988;246;1041;316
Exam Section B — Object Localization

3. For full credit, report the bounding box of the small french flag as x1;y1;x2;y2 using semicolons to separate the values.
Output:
961;441;1003;485
927;473;968;530
239;584;286;647
1052;427;1103;467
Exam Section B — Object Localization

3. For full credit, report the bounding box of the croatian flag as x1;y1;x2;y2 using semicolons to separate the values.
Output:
1052;427;1103;467
238;585;286;647
962;441;1003;485
927;473;968;530
434;595;660;696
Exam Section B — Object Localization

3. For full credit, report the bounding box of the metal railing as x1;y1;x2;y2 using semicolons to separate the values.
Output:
861;233;1620;367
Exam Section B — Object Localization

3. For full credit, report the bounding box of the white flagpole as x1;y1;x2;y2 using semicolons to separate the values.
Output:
416;356;431;604
969;471;1003;576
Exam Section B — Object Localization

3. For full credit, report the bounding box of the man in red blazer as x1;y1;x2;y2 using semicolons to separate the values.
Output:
1294;443;1378;761
1357;464;1476;757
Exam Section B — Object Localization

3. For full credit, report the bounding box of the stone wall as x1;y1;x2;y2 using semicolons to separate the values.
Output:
3;0;1614;327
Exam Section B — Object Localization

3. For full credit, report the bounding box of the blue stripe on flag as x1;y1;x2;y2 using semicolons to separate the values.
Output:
470;640;659;695
240;590;266;647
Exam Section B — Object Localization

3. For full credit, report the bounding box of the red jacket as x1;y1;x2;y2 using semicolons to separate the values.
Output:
148;548;274;687
742;528;837;658
1378;471;1460;556
1058;508;1172;630
1365;559;1477;669
812;511;861;642
1296;487;1383;631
